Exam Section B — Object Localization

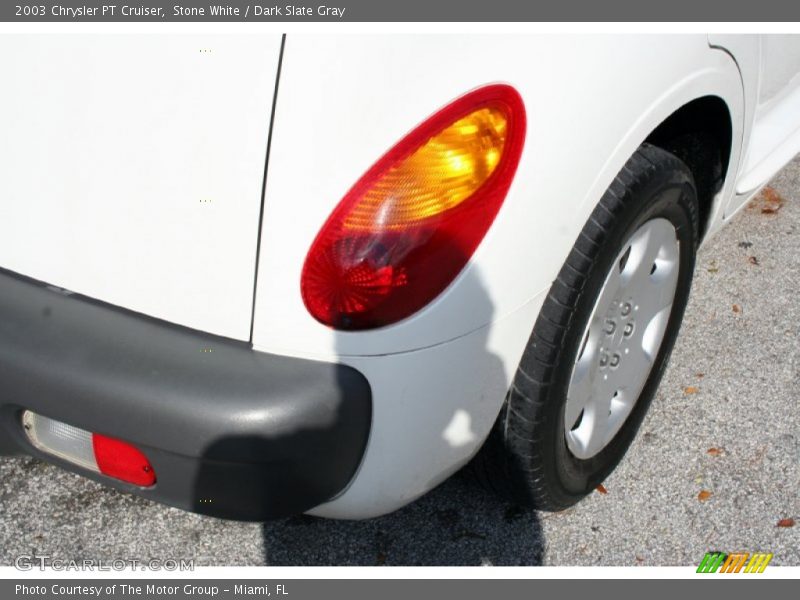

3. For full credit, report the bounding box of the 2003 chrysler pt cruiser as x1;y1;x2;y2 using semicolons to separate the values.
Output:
0;34;798;520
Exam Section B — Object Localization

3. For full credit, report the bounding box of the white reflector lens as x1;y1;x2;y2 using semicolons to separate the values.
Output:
22;411;98;472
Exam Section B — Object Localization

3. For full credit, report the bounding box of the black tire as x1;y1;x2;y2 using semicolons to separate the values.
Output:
472;143;700;510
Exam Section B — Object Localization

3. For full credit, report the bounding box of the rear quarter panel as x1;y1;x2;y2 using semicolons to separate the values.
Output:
252;34;744;359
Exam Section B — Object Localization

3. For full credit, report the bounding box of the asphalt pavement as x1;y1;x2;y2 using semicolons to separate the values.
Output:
1;158;798;567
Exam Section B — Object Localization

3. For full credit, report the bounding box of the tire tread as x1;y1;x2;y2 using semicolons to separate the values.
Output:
470;143;699;510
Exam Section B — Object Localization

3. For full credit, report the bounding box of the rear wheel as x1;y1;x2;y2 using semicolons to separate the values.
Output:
473;143;700;510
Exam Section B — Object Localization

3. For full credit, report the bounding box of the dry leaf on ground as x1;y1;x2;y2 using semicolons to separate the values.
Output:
752;186;785;214
761;190;784;213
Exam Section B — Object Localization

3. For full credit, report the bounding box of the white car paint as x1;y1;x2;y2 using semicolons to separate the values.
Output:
710;34;800;201
265;35;791;519
253;36;746;359
0;34;282;340
2;34;799;519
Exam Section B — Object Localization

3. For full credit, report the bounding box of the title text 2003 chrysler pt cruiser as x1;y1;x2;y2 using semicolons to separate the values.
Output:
1;35;798;519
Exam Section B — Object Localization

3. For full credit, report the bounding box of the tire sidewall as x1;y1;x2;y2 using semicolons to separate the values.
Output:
545;167;698;501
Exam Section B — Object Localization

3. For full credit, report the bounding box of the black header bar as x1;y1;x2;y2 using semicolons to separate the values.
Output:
3;0;800;22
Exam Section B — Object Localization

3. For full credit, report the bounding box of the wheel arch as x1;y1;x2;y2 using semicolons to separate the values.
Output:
645;95;734;242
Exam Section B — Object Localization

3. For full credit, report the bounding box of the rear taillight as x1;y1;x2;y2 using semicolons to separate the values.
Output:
301;84;526;330
22;411;156;487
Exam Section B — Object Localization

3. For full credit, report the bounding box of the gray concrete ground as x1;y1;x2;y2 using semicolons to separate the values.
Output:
1;158;798;567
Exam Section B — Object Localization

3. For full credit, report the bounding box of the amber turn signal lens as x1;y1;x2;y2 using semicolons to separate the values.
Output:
302;84;526;330
344;106;508;231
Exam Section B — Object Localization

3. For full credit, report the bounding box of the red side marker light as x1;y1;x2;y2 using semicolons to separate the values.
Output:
21;410;156;487
92;433;157;487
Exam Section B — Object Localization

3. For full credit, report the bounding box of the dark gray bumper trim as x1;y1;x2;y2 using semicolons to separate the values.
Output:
0;267;371;520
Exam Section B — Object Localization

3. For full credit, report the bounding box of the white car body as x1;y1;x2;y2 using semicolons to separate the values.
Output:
1;34;799;518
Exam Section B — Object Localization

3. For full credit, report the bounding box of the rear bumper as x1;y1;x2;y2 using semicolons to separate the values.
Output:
0;267;372;521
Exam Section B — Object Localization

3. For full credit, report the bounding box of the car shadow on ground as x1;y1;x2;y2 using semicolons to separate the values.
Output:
261;470;544;566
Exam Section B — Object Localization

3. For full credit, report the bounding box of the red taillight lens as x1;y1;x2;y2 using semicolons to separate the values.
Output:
301;84;526;330
92;433;156;487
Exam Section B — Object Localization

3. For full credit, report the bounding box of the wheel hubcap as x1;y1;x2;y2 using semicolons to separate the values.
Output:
565;218;680;460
